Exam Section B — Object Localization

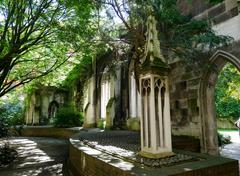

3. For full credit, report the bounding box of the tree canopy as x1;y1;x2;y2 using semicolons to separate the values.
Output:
0;0;232;97
0;0;68;96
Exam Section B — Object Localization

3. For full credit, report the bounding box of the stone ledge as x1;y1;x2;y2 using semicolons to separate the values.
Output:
68;129;239;176
17;126;82;139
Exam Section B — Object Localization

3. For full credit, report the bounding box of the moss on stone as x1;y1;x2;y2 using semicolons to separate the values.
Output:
127;118;140;131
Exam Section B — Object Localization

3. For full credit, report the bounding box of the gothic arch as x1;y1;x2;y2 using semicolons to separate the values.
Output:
48;100;59;119
199;50;240;155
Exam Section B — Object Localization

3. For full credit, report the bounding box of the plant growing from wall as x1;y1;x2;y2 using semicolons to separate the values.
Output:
65;0;232;83
52;0;233;118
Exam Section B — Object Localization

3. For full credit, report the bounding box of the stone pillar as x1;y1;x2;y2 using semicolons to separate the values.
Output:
84;77;97;128
139;8;174;158
139;74;173;158
129;73;140;118
100;80;110;119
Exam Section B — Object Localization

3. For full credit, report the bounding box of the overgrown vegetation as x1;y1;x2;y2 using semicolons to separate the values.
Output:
0;90;24;137
53;106;84;128
0;0;233;128
92;0;232;76
215;63;240;119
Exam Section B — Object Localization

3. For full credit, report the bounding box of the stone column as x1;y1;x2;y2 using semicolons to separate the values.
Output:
84;77;97;128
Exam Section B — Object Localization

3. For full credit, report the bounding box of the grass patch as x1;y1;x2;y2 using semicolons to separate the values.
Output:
218;129;239;132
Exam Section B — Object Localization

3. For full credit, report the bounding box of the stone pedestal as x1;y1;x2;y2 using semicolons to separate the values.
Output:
138;7;174;158
139;74;174;158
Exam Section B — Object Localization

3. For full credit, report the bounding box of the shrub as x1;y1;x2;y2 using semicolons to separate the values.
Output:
0;116;9;138
53;106;83;128
0;106;24;138
97;119;106;129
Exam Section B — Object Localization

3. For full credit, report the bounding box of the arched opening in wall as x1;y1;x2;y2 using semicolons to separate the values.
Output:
215;63;240;156
200;50;240;155
48;100;59;121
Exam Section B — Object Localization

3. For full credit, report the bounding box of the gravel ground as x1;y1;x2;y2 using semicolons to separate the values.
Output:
77;129;197;167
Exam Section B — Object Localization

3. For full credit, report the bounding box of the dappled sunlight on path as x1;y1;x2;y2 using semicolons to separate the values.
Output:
0;137;68;176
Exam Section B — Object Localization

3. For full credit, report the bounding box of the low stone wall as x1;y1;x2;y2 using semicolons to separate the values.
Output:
68;142;133;176
16;126;239;176
217;118;237;129
68;131;239;176
19;126;82;139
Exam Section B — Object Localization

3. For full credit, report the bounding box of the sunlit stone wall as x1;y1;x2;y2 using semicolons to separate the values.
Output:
129;73;140;119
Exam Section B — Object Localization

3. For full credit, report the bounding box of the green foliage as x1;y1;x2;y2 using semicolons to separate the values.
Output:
0;0;72;97
0;89;25;137
94;0;232;80
0;115;9;138
53;106;84;128
63;56;93;88
149;0;232;60
19;0;102;93
215;63;240;119
97;119;106;129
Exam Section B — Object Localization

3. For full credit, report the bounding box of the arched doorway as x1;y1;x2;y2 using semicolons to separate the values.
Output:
48;100;59;120
200;50;240;155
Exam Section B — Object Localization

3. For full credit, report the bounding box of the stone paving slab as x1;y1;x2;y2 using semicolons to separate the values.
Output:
0;137;69;176
220;142;240;174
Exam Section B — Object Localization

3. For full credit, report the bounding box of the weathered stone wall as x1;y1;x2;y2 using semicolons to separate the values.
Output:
195;0;238;25
169;41;240;155
217;118;237;129
178;0;239;25
169;61;202;137
25;86;68;125
169;1;240;151
178;0;214;16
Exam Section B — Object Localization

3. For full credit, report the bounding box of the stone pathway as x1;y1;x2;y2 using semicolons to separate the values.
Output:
220;131;240;174
0;137;69;176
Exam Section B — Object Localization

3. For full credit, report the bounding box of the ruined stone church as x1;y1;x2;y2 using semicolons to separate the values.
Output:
25;0;240;156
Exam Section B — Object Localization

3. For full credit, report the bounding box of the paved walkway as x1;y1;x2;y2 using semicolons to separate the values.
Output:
220;131;240;174
0;137;69;176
